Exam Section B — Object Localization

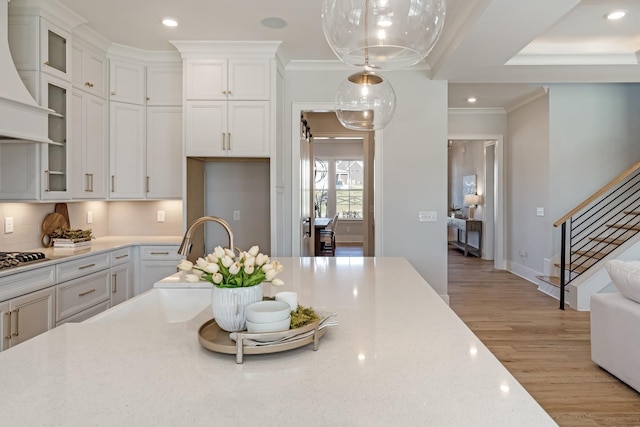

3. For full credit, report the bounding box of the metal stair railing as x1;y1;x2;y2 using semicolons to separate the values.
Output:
553;160;640;310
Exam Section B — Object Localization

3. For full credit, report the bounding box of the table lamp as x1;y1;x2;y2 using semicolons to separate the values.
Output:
464;194;481;219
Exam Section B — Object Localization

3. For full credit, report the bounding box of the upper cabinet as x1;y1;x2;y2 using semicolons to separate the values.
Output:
147;64;182;106
185;59;270;101
72;40;108;99
109;58;145;105
172;41;280;158
40;18;71;81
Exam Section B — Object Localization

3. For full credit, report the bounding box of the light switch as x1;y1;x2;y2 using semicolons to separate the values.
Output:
419;211;437;222
4;217;14;234
86;211;93;224
536;207;545;217
233;210;240;221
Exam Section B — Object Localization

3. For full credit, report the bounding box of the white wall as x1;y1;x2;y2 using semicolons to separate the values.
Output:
284;67;449;297
507;94;550;280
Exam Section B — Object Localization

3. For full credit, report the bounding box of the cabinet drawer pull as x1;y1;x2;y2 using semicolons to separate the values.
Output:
150;252;169;255
115;254;129;260
84;82;94;88
79;289;96;297
11;308;19;337
78;263;96;270
4;312;11;340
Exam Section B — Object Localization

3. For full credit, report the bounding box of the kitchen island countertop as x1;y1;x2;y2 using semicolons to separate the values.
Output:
0;257;557;426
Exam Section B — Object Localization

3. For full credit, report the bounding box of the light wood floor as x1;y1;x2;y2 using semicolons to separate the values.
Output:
448;248;640;426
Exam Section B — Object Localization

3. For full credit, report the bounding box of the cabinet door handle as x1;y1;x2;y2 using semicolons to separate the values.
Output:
111;175;115;192
146;176;150;193
222;133;226;150
150;252;169;255
115;254;128;260
112;275;117;293
4;312;11;340
228;133;231;150
79;289;96;297
11;308;19;337
78;263;96;270
44;170;50;192
89;173;94;192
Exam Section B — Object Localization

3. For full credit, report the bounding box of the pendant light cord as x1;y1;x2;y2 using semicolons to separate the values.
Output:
364;0;370;68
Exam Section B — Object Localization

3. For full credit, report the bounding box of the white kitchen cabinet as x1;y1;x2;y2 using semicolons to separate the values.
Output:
109;102;145;198
146;64;182;106
137;245;181;295
72;40;108;98
185;100;269;157
146;106;183;198
109;58;145;105
185;58;270;101
71;90;108;199
56;270;110;323
1;287;55;351
110;247;133;307
41;74;72;199
40;18;71;81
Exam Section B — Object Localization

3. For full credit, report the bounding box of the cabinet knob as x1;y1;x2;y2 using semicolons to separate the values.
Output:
222;90;227;95
44;60;50;66
146;97;150;101
111;91;116;96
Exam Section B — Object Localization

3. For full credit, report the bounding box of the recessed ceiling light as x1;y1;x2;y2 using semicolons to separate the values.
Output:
605;10;627;20
261;17;288;29
162;18;178;27
467;97;477;103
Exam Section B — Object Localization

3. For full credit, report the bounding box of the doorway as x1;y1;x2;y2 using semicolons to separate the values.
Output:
448;135;505;270
292;104;377;257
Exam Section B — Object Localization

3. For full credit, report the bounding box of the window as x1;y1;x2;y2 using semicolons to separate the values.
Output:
314;159;363;220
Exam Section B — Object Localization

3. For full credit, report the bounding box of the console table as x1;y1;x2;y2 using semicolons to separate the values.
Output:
448;218;482;257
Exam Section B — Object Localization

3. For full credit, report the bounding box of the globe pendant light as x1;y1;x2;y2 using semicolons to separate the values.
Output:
321;0;447;70
335;69;396;130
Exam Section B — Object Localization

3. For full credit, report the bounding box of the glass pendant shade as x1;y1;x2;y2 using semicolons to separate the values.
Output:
335;70;396;131
321;0;447;70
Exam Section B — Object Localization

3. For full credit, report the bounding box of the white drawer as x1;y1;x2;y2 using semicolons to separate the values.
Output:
56;300;110;326
56;270;110;322
110;247;132;266
0;265;56;302
139;245;181;261
56;253;110;283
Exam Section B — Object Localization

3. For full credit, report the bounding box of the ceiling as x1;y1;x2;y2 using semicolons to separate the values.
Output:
55;0;640;109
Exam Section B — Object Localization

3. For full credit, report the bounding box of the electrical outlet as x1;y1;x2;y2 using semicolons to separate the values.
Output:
536;207;545;217
157;210;165;223
418;211;437;222
233;210;240;221
86;211;93;224
4;217;14;234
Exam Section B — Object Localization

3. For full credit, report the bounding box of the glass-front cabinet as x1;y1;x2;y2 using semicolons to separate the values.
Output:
42;75;71;197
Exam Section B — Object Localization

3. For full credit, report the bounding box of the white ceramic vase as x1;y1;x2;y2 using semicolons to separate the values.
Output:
212;283;263;332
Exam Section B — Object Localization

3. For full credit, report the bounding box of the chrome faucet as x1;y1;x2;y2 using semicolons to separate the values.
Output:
178;216;234;257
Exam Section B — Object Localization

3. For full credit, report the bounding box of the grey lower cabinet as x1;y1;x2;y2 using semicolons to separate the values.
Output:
137;245;181;295
1;286;56;351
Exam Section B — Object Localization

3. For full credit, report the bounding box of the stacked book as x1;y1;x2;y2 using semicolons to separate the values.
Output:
52;238;92;249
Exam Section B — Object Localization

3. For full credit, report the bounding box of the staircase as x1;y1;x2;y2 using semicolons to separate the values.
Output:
538;161;640;310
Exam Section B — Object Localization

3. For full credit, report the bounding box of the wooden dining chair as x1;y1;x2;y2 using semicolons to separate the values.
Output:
318;213;339;256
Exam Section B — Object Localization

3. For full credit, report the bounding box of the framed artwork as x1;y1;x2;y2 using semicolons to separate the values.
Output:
463;174;476;196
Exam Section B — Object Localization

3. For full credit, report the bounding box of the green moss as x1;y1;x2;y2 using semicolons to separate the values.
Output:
290;305;319;328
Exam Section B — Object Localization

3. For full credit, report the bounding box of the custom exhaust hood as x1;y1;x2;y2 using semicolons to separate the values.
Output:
0;0;51;144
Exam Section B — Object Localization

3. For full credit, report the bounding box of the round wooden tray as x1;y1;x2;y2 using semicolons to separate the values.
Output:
198;317;328;363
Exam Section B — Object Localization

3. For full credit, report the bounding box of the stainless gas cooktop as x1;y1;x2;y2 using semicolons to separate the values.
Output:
0;252;47;270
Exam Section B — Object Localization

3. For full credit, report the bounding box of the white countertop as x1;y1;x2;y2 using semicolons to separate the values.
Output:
0;257;557;426
0;235;182;279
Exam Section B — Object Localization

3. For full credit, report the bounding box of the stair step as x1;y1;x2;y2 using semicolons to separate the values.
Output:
589;236;625;245
572;250;608;260
537;275;561;288
606;223;640;231
554;263;590;274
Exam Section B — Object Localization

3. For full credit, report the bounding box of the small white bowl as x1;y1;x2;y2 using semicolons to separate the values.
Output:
246;316;291;333
245;300;291;324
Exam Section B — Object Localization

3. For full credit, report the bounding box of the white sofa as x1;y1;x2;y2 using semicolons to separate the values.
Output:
590;260;640;393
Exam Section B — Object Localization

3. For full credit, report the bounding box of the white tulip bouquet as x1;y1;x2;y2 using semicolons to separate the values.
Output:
177;245;284;288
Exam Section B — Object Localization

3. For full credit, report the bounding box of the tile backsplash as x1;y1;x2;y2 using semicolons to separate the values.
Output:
0;200;183;251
